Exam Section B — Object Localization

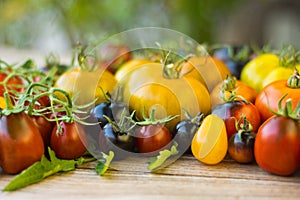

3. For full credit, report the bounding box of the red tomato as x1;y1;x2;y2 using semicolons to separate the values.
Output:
255;79;300;122
50;121;88;160
0;72;24;97
31;116;54;148
0;112;44;174
212;101;261;139
254;116;300;176
135;124;172;154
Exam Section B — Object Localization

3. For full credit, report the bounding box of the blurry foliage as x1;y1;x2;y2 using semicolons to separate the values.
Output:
0;0;239;49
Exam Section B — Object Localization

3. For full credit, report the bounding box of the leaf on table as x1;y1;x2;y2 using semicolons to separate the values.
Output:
95;151;114;176
3;147;77;191
148;142;179;172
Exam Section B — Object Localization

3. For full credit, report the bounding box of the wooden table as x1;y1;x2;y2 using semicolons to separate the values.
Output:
0;47;299;199
1;154;300;199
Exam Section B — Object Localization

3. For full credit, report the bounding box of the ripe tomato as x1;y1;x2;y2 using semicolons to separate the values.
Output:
212;101;261;140
135;124;172;154
255;78;300;122
254;116;300;176
50;121;87;160
180;56;231;92
241;53;279;92
0;72;24;97
122;62;211;131
55;68;117;105
0;112;44;174
210;76;257;108
31;115;54;149
115;59;152;83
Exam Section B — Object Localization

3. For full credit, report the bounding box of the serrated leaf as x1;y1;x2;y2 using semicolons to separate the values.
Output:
148;142;179;172
95;151;114;176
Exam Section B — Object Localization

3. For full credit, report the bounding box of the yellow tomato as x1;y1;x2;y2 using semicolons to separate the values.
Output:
55;68;117;105
191;114;228;165
0;96;6;109
115;59;152;83
240;54;279;92
121;62;211;131
180;56;231;92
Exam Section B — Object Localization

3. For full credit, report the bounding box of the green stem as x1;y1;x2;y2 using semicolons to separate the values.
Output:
287;68;300;88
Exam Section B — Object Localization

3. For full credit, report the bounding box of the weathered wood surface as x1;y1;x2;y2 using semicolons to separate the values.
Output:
1;155;299;200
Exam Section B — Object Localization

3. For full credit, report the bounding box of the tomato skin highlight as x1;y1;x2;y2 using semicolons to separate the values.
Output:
254;116;300;176
135;124;172;154
50;122;87;160
0;113;44;174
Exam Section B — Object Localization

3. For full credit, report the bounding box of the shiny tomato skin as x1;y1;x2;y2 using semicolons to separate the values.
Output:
31;116;54;148
255;80;300;122
212;101;261;139
0;113;44;174
254;116;300;176
136;124;172;154
50;121;87;160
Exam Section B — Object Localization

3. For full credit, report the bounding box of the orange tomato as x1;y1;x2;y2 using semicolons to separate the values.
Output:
210;77;257;108
180;56;231;92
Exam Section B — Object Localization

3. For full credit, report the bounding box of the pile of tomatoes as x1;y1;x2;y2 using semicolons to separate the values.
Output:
0;43;299;178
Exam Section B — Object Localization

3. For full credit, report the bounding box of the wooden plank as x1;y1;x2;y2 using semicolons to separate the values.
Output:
1;155;299;199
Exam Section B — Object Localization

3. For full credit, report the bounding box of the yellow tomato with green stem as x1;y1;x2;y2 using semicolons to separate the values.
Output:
121;62;211;131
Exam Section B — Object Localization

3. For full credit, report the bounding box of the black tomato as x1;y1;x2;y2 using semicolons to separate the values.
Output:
89;102;113;128
228;131;256;164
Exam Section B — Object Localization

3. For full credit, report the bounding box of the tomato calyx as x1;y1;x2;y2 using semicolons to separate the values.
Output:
268;94;300;121
182;109;204;127
287;68;300;89
278;45;300;68
235;115;255;143
136;108;179;126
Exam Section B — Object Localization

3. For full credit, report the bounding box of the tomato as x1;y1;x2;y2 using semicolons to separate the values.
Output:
50;121;87;160
135;124;172;154
31;115;54;149
122;62;211;131
55;68;117;105
0;72;24;97
0;112;44;174
98;44;132;74
212;101;261;140
210;76;257;108
262;65;300;88
255;77;300;122
191;114;228;165
180;56;231;91
115;59;152;83
254;116;300;176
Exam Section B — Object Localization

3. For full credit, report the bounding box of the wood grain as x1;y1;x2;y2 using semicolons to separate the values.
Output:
1;154;299;200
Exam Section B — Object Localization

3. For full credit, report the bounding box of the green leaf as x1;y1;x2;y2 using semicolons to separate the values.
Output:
148;142;179;172
3;148;78;191
95;151;114;176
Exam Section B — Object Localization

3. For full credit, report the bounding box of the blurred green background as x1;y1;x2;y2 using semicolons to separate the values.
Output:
0;0;300;52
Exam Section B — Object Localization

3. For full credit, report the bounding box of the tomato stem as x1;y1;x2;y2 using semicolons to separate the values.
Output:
287;68;300;88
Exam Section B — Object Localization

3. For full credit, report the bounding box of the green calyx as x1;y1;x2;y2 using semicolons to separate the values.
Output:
136;108;178;126
278;45;300;68
287;68;300;88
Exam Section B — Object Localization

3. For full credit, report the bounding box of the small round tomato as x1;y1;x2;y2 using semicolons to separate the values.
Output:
0;112;44;174
254;116;300;176
255;72;300;122
50;121;87;160
210;76;257;108
135;124;172;154
212;100;261;140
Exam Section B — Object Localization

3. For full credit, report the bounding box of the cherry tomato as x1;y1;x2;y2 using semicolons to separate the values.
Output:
210;76;257;108
0;72;24;97
0;112;44;174
254;116;300;176
135;124;172;154
212;100;261;140
50;121;87;160
31;115;54;149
